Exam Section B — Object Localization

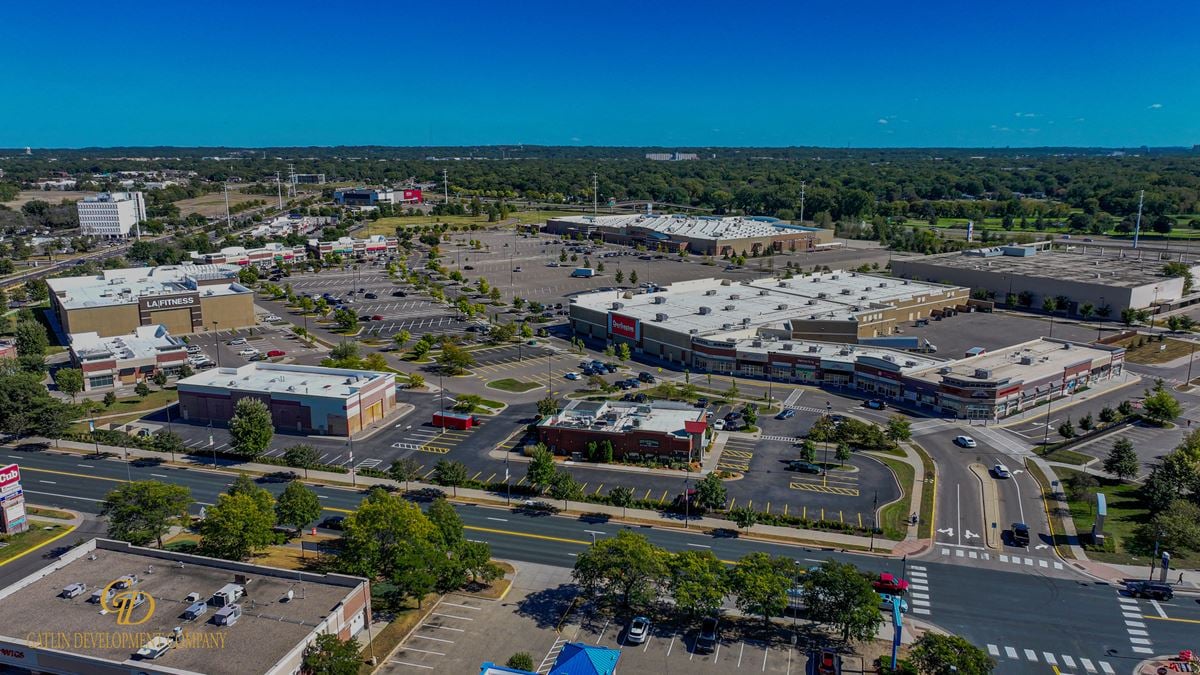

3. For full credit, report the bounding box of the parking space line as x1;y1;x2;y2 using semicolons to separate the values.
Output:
410;635;454;644
441;602;481;611
400;647;446;656
432;612;474;621
389;660;434;669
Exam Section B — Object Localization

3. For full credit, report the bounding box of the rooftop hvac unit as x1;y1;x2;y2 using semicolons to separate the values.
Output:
864;286;873;292
860;295;868;300
758;289;769;296
653;296;667;304
782;343;794;351
729;293;741;300
654;313;668;322
841;288;852;295
777;304;788;310
689;329;698;334
611;302;624;310
939;366;952;374
882;354;895;362
808;345;820;352
817;292;828;299
904;360;917;367
807;299;817;305
778;281;790;287
698;306;712;315
811;277;821;282
721;279;732;286
722;323;733;330
1020;356;1034;365
724;304;736;311
902;280;910;285
741;318;751;325
831;274;840;280
974;368;992;379
752;339;763;347
878;282;888;288
705;289;717;296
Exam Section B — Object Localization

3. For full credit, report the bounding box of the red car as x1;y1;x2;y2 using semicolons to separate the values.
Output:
872;573;909;594
371;314;384;321
266;350;286;358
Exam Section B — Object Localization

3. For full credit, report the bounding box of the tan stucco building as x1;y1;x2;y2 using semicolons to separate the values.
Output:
48;264;255;338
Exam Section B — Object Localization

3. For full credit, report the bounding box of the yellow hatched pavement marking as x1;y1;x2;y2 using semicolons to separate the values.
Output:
789;482;860;496
723;450;753;459
419;445;453;454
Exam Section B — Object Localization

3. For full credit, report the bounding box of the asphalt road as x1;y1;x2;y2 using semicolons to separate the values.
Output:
7;447;1200;675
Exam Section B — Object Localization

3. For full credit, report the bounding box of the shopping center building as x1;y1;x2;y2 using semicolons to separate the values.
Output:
536;399;707;461
544;213;835;256
177;362;397;436
68;324;189;391
307;235;399;260
48;264;255;338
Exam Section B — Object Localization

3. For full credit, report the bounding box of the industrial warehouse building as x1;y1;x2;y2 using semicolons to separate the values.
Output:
544;213;835;256
569;272;969;363
537;399;707;461
0;538;370;675
177;363;397;436
890;243;1200;314
48;265;255;338
69;324;188;391
188;242;307;268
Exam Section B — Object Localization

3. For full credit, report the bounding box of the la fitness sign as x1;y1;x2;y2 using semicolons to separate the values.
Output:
142;295;197;310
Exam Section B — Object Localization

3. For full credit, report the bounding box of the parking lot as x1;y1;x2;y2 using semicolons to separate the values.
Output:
900;310;1101;358
184;324;326;370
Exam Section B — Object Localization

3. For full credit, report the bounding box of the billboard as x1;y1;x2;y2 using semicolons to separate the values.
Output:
610;314;639;341
402;189;423;203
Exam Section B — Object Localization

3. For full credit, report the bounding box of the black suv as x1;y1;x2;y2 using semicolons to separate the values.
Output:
695;616;719;653
1009;522;1030;547
1125;581;1173;600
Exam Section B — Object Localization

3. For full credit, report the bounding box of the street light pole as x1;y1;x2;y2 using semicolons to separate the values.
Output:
1187;341;1197;390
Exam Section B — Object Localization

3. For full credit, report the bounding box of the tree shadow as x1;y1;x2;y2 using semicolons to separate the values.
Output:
512;583;579;630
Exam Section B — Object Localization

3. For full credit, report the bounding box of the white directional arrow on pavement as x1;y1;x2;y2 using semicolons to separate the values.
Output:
1012;469;1025;476
965;530;980;540
937;527;954;537
1035;544;1049;550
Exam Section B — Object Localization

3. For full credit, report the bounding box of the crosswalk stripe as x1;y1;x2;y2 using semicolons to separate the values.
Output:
1132;647;1154;655
987;645;999;656
1125;620;1146;628
1127;629;1148;636
1099;662;1114;675
1062;656;1076;668
1043;653;1057;665
908;565;926;571
1081;658;1096;672
1024;649;1038;662
1129;638;1151;645
1005;647;1018;659
911;608;930;615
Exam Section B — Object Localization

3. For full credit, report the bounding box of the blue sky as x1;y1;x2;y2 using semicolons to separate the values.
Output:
2;0;1197;148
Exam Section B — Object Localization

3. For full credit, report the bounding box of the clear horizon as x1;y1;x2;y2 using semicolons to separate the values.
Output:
3;0;1197;148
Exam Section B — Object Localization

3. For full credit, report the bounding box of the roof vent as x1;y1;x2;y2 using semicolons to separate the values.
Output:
782;343;794;351
611;302;624;310
704;289;717;296
777;303;788;310
698;306;712;315
808;345;820;352
722;323;733;330
729;293;741;300
758;289;769;296
654;313;668;322
724;304;736;311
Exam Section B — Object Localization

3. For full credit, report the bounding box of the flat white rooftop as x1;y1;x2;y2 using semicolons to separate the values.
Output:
47;264;250;310
177;362;391;400
571;272;962;335
730;336;944;371
69;324;182;361
545;399;701;435
908;338;1120;386
554;214;821;241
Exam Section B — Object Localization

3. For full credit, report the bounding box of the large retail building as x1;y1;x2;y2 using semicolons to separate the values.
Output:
177;362;397;436
569;272;969;363
48;264;255;338
891;243;1200;314
537;399;707;462
544;214;835;256
0;538;370;675
69;324;188;391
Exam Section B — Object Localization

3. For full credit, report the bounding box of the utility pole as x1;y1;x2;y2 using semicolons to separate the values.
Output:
275;172;283;210
1133;189;1145;249
443;169;449;203
224;182;232;229
592;173;598;215
799;181;806;223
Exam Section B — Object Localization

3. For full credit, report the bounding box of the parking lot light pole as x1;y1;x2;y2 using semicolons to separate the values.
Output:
439;372;445;435
212;321;221;368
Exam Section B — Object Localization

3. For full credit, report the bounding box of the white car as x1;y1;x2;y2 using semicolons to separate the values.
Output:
954;435;977;448
262;314;280;322
228;338;247;346
993;464;1012;479
713;419;726;431
564;372;580;380
186;345;202;354
238;348;259;357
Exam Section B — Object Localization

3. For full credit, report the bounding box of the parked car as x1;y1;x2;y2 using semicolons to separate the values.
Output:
695;616;720;653
638;371;656;383
262;314;280;322
1125;581;1173;600
318;515;346;531
872;573;909;594
992;464;1012;479
463;265;474;271
391;290;407;297
776;408;796;420
954;435;977;448
186;345;202;354
564;372;580;380
865;399;888;410
626;616;651;645
787;460;823;474
713;419;726;431
878;593;909;614
1008;522;1030;547
371;315;384;321
266;350;286;358
695;398;709;408
238;348;259;357
364;293;378;299
228;338;247;346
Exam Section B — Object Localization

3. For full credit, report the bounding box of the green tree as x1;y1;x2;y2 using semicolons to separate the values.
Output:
617;343;631;361
393;329;412;350
835;442;852;467
550;470;584;508
388;457;423;491
1099;437;1137;478
885;416;912;443
536;396;559;418
408;373;425;389
1137;500;1200;555
454;394;483;413
615;269;624;284
54;367;83;401
1142;384;1182;425
609;485;635;517
154;430;185;458
199;491;277;561
284;444;320;479
668;549;727;618
729;506;759;532
275;481;322;534
0;372;74;438
694;472;727;512
629;270;638;285
151;370;168;387
134;381;151;398
506;653;535;671
103;391;118;407
339;488;437;582
798;439;818;463
571;530;667;613
909;633;996;675
1058;419;1076;439
100;481;192;547
14;320;48;357
301;633;361;675
725;552;792;626
432;459;469;496
428;497;465;548
802;560;882;642
229;397;274;458
437;342;475;375
333;308;358;331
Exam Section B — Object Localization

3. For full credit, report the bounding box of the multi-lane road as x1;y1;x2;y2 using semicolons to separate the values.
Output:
6;447;1199;675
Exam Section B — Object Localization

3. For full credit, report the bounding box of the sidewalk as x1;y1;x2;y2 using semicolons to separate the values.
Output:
994;372;1143;429
37;437;912;555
